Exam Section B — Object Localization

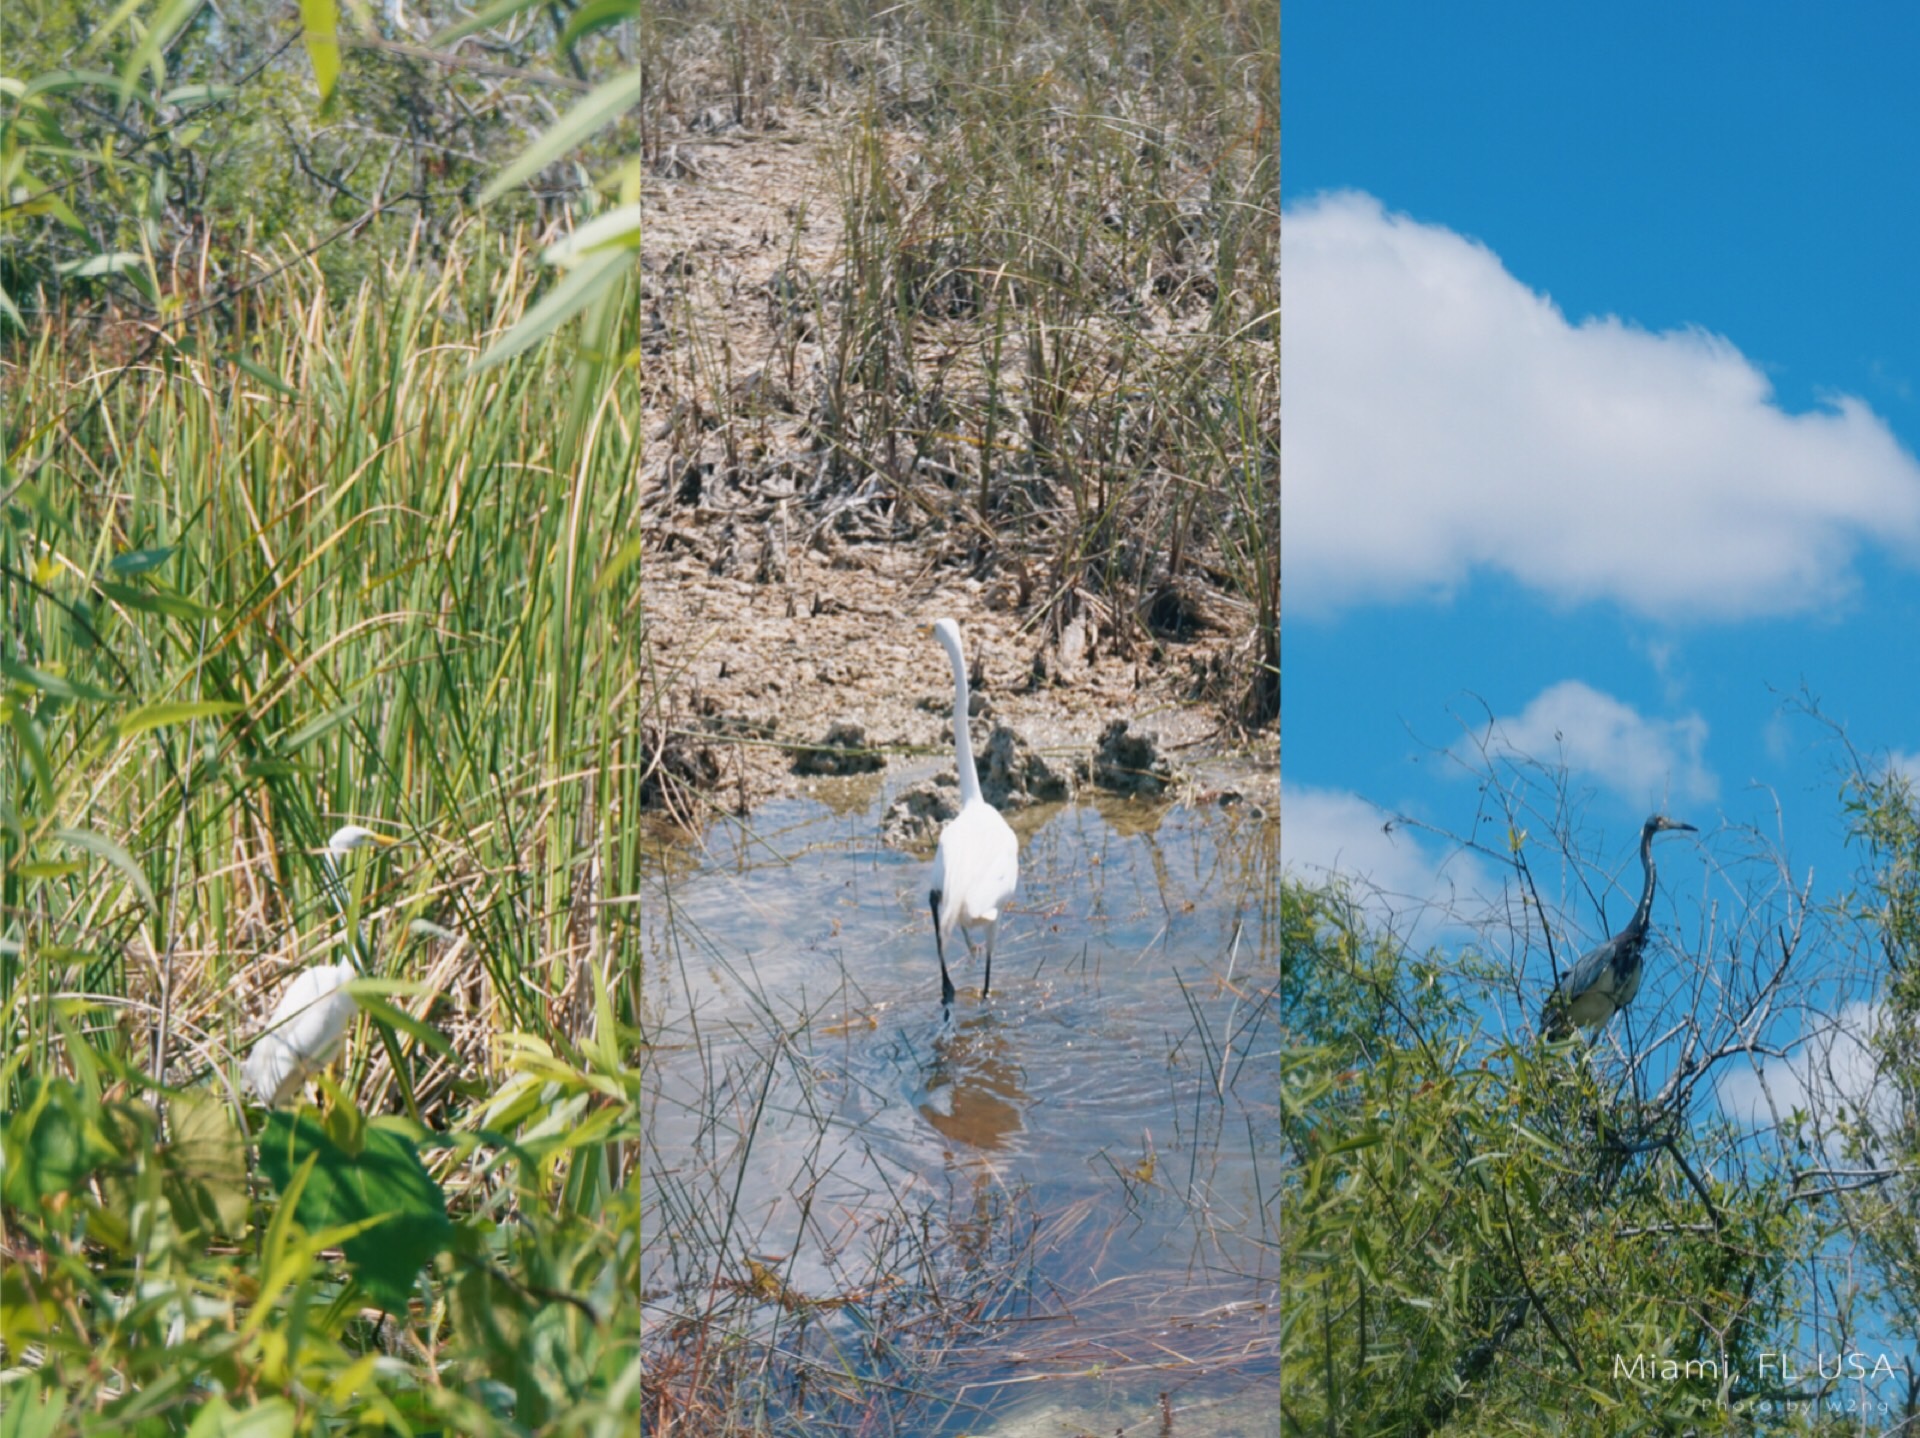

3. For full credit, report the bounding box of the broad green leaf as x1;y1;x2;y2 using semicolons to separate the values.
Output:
1;1078;113;1215
477;71;641;208
53;825;154;907
117;699;243;737
298;0;341;105
161;1089;250;1239
259;1108;453;1315
466;247;629;375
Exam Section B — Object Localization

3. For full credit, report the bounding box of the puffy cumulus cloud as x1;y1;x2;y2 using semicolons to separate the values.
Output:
1283;191;1920;620
1717;1001;1895;1154
1281;784;1493;942
1890;750;1920;788
1453;680;1718;808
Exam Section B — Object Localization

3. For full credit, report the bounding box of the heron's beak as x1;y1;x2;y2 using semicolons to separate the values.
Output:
324;825;403;856
1671;821;1698;833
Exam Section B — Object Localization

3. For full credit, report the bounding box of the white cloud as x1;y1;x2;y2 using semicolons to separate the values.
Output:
1281;784;1493;942
1890;750;1920;787
1282;191;1920;620
1452;680;1718;808
1717;1001;1895;1154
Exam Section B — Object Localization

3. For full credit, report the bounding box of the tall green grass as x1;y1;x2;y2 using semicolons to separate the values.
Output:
2;222;648;1429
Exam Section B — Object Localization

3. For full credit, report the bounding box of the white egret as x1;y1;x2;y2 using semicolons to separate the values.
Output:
244;824;398;1107
924;618;1019;1013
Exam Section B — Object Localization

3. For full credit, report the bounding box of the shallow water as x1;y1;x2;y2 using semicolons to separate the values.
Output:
640;766;1279;1435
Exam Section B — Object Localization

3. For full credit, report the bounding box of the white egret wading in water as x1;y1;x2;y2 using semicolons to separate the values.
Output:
924;618;1020;1015
244;824;398;1106
1541;813;1696;1039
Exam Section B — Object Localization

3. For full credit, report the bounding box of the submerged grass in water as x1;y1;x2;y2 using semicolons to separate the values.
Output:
640;778;1278;1434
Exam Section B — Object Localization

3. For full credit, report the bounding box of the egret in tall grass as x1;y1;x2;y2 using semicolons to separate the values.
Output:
244;824;398;1107
924;618;1019;1015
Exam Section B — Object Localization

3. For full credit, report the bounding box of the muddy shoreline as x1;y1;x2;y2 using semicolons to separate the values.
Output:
642;536;1271;815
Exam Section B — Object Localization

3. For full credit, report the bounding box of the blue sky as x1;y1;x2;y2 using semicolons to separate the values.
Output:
1284;0;1920;909
1283;0;1920;1367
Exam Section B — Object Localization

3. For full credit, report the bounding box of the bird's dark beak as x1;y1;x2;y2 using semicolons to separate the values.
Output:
1672;821;1698;833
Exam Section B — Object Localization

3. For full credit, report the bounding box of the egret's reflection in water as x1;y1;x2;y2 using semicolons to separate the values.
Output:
640;765;1277;1435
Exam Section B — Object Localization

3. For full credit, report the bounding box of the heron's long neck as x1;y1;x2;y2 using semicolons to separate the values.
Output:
945;640;982;806
326;856;369;973
1630;829;1658;933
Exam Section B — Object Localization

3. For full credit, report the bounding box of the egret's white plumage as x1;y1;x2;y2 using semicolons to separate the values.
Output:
925;618;1019;1011
244;962;359;1106
243;824;397;1106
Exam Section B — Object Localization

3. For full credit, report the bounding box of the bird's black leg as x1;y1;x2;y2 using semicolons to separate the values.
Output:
981;926;993;1001
931;890;954;1013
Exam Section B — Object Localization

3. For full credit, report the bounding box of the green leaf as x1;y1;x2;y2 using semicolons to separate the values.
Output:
107;546;175;575
540;203;641;269
429;0;544;48
79;0;151;58
53;825;154;907
159;83;235;106
55;252;144;280
241;757;312;780
5;706;56;799
477;71;641;208
0;1372;68;1438
1;1078;113;1215
184;1396;297;1438
117;0;208;103
356;996;458;1062
21;70;124;101
116;699;243;737
298;0;341;105
284;702;354;750
466;247;630;375
560;0;643;50
95;577;219;620
161;1089;250;1239
595;532;644;593
14;862;87;881
231;354;297;397
258;1109;453;1315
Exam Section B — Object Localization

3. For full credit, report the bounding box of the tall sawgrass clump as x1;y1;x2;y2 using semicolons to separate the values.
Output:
2;221;649;1428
